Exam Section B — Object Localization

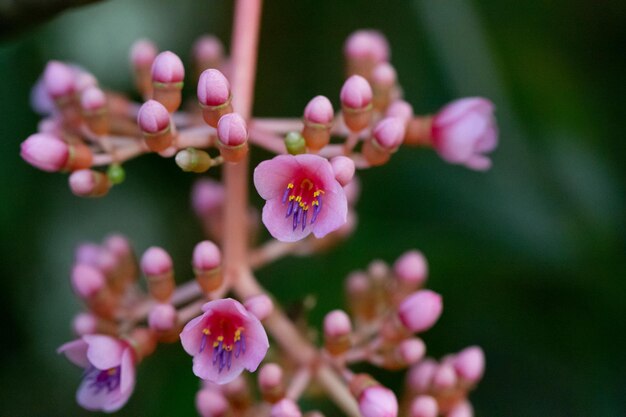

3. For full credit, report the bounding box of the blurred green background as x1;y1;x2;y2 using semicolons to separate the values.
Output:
1;0;625;416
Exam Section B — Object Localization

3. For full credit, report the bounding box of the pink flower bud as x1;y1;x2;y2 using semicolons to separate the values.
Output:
368;259;389;282
398;338;426;365
453;346;485;383
37;118;61;135
244;294;274;321
43;61;75;99
104;234;132;259
432;363;457;391
69;169;110;197
151;51;185;84
344;30;390;64
409;395;438;417
217;113;248;146
447;401;473;417
304;95;334;125
373;117;405;150
191;178;225;217
75;243;100;265
330;156;355;186
193;240;221;271
407;359;437;393
193;35;224;66
372;62;397;89
137;100;170;133
386;100;414;125
323;310;352;338
140;247;173;276
358;386;398;417
346;271;369;296
393;250;428;287
74;70;98;92
130;39;158;68
271;398;302;417
259;363;283;390
148;303;177;331
340;75;373;109
431;97;498;171
196;388;229;417
20;133;69;172
398;290;443;333
72;312;98;336
71;264;106;298
80;86;106;111
198;69;231;107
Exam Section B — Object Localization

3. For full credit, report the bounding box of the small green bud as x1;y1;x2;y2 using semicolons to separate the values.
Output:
284;131;306;155
107;163;126;184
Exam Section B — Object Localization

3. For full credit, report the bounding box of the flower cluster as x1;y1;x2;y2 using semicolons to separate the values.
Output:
20;4;498;416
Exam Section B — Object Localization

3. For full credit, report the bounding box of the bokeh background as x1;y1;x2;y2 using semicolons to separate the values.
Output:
1;0;625;416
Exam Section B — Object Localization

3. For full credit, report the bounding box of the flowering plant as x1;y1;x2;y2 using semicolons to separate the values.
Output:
19;1;498;416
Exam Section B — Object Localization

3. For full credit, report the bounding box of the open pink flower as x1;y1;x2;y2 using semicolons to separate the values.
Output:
180;298;269;384
431;97;498;171
253;154;348;242
58;335;136;413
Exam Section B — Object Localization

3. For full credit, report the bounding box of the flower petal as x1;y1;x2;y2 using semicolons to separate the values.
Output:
253;155;299;200
83;335;124;370
58;339;89;368
262;197;311;242
311;185;348;239
180;314;208;356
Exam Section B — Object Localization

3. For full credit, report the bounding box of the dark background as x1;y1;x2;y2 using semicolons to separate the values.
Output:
1;0;625;416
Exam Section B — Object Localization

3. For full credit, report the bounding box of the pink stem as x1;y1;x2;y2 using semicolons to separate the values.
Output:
249;128;286;154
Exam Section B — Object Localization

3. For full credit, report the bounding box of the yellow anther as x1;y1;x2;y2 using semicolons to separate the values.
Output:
287;183;294;189
289;195;295;201
217;335;224;342
202;328;210;335
312;200;319;206
300;178;313;190
295;196;302;202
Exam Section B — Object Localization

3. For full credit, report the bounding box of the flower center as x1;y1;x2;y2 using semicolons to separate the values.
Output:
199;322;246;373
282;178;325;231
85;366;121;394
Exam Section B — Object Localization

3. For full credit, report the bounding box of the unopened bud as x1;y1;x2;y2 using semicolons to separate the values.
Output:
447;401;473;417
398;290;443;333
192;240;222;293
43;61;75;100
259;363;285;403
406;359;437;394
141;247;175;302
20;133;68;172
72;312;97;336
386;100;414;127
198;69;233;127
151;51;184;112
176;148;214;173
217;113;248;163
363;117;405;166
270;398;302;417
81;86;109;135
344;30;390;78
192;36;225;77
393;250;428;291
330;156;355;186
397;338;426;366
284;131;306;155
302;95;333;152
107;163;125;185
340;75;373;132
323;309;352;355
196;388;229;417
349;376;398;417
130;39;158;98
244;294;274;321
432;363;457;392
138;100;173;152
345;271;374;320
409;396;439;417
371;62;397;111
191;178;224;218
453;346;485;385
69;169;111;197
71;264;105;299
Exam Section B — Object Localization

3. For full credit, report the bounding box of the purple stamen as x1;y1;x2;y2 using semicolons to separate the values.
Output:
293;206;300;231
199;333;207;353
241;333;246;353
226;350;232;369
282;187;290;204
85;366;120;394
286;200;294;217
212;342;221;365
302;210;307;231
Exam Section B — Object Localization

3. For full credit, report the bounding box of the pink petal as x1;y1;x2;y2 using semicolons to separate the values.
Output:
311;186;348;239
240;315;270;372
83;335;124;369
464;155;492;171
294;154;336;188
58;339;89;368
180;314;208;355
474;121;498;153
192;346;247;385
201;298;249;315
119;349;136;399
435;97;493;127
253;156;300;200
77;377;117;411
434;111;490;163
262;197;312;242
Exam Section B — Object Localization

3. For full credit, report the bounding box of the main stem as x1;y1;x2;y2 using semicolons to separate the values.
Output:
223;2;360;416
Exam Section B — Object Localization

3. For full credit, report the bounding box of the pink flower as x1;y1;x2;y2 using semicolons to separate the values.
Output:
58;335;136;412
180;298;269;384
431;97;498;171
253;154;348;242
